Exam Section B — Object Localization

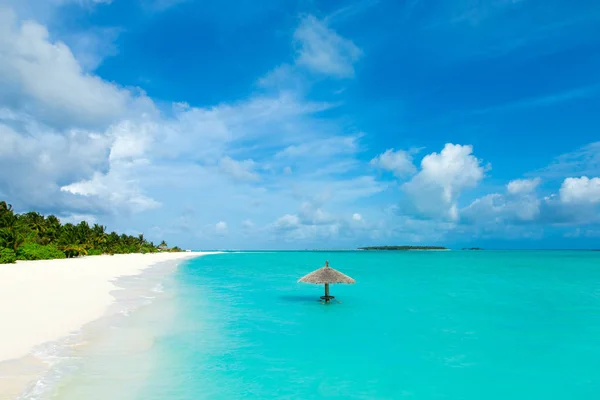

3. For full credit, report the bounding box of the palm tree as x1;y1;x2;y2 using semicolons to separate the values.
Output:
24;212;45;236
0;203;28;252
0;201;16;229
57;223;85;257
41;215;61;244
0;226;26;252
91;224;107;249
0;200;180;260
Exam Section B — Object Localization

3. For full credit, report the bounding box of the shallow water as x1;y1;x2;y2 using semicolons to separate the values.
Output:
45;251;600;399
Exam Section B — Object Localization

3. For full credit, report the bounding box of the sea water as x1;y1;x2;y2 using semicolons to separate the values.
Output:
38;251;600;399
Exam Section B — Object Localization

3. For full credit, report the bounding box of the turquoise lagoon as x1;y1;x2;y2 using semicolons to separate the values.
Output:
39;251;600;399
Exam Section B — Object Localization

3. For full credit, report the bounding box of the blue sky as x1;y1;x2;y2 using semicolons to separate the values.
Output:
1;0;600;249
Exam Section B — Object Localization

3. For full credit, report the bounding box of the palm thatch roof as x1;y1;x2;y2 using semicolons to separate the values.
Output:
298;261;355;285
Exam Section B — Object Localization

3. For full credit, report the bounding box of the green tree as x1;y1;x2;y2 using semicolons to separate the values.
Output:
0;248;17;264
23;212;45;237
0;199;176;262
0;203;28;252
42;215;61;244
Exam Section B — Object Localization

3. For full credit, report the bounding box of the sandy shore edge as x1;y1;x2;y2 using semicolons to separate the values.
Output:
0;252;219;399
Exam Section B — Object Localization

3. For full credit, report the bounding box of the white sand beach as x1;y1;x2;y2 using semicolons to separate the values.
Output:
0;252;216;399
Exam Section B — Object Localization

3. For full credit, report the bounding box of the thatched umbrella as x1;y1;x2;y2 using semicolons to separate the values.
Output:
298;260;355;303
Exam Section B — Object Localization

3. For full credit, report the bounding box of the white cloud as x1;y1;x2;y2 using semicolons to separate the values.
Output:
0;5;375;249
62;26;121;71
0;114;115;214
215;221;228;235
298;202;336;225
60;165;161;214
58;119;160;214
11;3;599;247
370;148;417;178
293;15;362;78
461;192;540;225
402;144;487;220
507;178;540;194
269;200;382;244
461;175;600;229
0;10;154;129
219;156;260;182
274;214;300;230
559;176;600;204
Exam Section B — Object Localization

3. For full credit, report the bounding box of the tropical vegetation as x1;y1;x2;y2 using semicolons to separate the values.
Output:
0;201;182;264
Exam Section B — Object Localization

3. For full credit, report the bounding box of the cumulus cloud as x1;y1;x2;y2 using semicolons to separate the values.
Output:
60;167;161;214
559;176;600;204
402;144;487;220
58;120;160;214
293;15;362;78
370;148;417;178
297;202;336;225
0;4;374;248
0;9;154;130
215;221;228;235
0;14;358;219
462;175;600;229
461;192;540;225
270;200;379;244
274;214;300;231
0;113;114;214
507;178;541;194
10;3;599;247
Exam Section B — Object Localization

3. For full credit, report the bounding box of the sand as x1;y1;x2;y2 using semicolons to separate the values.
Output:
0;252;214;363
0;252;217;399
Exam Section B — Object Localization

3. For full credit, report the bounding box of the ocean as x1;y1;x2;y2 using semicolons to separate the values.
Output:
30;251;600;399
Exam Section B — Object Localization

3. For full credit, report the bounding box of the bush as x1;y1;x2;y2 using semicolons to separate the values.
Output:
16;243;66;261
0;248;17;264
87;249;103;256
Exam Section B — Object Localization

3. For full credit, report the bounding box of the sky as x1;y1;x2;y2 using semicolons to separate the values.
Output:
1;0;600;250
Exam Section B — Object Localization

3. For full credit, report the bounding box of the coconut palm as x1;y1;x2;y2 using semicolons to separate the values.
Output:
0;198;179;263
23;212;45;236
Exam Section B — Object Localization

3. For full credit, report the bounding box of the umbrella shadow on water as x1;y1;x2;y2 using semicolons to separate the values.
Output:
278;295;321;303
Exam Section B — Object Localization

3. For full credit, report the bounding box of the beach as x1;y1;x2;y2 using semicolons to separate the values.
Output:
0;252;216;399
2;250;600;399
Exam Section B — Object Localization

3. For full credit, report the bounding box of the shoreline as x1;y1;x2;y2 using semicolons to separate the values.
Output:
0;252;219;399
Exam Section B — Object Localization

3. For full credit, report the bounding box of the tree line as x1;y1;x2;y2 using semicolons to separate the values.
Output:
0;201;181;264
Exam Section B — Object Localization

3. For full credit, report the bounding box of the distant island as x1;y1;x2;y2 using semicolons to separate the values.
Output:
462;247;484;250
358;246;448;251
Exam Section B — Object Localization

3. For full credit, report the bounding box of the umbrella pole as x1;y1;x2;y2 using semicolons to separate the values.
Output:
324;283;330;303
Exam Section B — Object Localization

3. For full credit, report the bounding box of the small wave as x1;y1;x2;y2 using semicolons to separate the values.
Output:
18;334;84;400
152;283;165;293
18;262;177;399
